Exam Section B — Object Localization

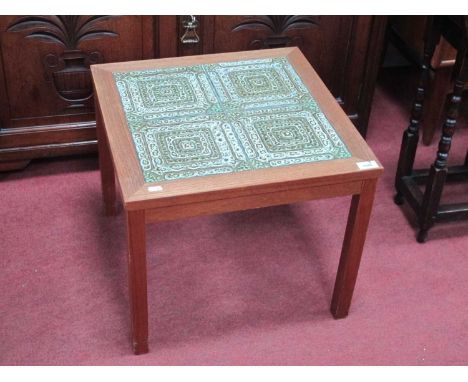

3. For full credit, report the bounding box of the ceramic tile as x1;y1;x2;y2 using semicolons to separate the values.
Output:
114;57;351;182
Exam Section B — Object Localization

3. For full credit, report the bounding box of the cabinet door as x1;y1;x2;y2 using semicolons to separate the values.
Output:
161;15;387;136
0;16;153;128
0;15;154;170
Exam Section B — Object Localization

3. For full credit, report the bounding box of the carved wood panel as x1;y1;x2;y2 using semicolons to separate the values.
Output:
7;16;119;109
0;16;149;129
230;16;320;47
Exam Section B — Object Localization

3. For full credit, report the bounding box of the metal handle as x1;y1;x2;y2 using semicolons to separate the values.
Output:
180;15;200;44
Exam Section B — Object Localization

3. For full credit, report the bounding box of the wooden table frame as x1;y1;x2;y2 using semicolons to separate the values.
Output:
91;47;383;355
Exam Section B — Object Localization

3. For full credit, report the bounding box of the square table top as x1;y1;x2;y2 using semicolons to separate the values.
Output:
91;47;382;211
113;55;351;183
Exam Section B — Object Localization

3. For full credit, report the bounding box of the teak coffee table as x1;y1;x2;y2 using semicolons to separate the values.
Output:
91;47;383;354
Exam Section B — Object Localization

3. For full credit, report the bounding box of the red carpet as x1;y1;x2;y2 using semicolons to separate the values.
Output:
1;68;467;365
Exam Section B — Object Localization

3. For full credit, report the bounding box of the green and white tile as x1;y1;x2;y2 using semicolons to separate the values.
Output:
114;57;351;183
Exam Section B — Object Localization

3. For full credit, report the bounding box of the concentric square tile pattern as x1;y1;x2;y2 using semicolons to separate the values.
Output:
114;57;351;182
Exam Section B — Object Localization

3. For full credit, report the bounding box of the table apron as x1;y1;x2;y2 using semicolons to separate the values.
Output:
144;180;363;223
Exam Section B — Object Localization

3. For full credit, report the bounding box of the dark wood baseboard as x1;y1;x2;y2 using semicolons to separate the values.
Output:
0;121;97;170
0;159;31;171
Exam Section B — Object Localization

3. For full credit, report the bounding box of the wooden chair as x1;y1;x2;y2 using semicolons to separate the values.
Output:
387;16;467;145
394;16;468;243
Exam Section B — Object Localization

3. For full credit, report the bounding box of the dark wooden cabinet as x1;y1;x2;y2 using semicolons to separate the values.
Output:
0;15;386;171
0;15;154;171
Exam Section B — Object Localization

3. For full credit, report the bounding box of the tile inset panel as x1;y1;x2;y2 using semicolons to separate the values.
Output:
114;57;351;182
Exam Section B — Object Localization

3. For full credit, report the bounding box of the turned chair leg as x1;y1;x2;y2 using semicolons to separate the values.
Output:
422;65;452;146
417;54;468;243
394;17;441;205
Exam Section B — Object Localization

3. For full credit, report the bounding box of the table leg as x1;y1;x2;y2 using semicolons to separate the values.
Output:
331;179;377;319
95;100;117;216
126;209;149;354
